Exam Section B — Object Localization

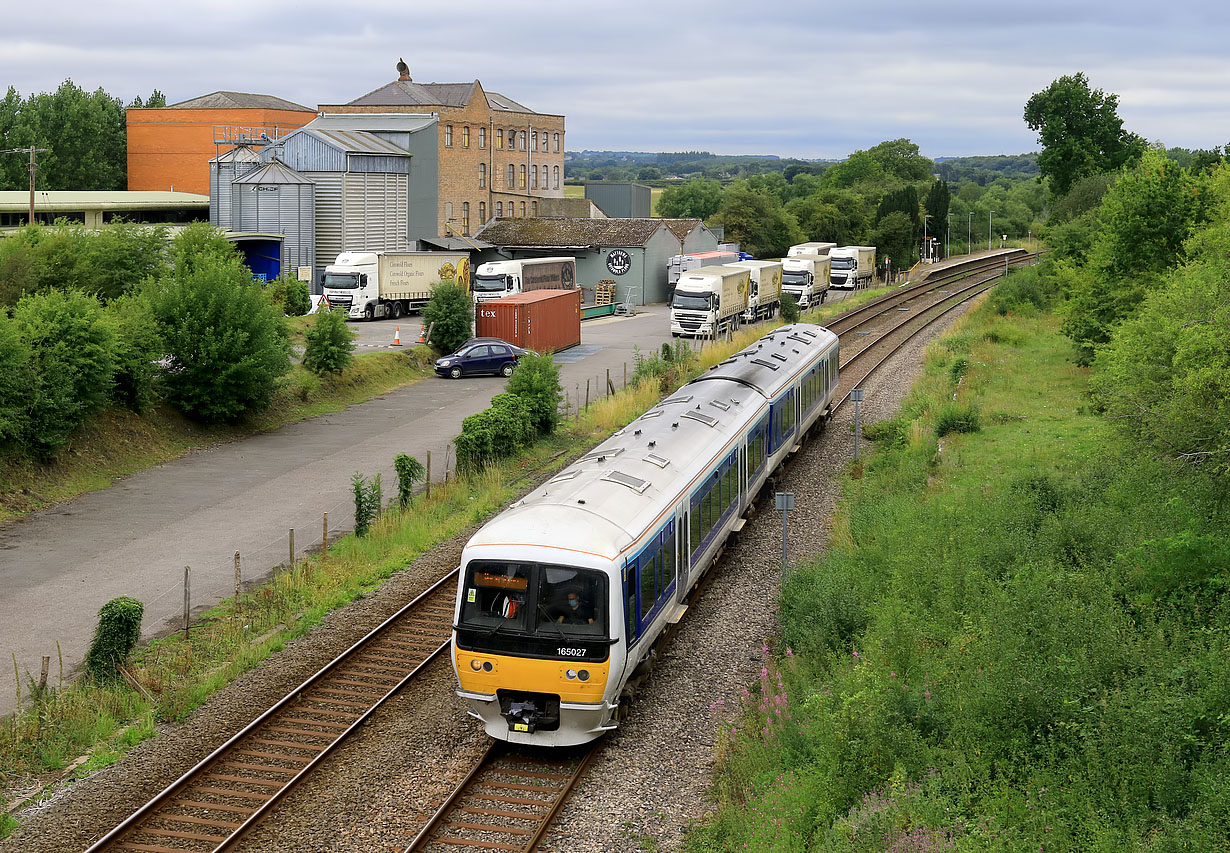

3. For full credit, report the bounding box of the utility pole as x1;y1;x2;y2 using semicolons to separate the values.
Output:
1;146;51;225
988;210;996;251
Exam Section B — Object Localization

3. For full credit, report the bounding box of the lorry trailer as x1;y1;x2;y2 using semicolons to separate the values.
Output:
727;259;782;323
473;257;577;304
786;242;837;257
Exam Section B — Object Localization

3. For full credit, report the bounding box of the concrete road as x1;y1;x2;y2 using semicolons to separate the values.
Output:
0;305;677;716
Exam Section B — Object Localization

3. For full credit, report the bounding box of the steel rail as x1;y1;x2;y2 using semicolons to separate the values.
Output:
86;570;459;853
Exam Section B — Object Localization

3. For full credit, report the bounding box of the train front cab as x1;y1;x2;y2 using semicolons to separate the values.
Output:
453;554;625;747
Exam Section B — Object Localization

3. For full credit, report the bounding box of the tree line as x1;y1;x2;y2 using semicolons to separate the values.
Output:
0;80;164;192
654;137;1047;269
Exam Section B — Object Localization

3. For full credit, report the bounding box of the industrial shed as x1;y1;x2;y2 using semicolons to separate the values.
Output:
230;160;315;283
474;217;718;304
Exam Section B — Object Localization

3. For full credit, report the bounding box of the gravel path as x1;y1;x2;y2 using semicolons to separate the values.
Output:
4;302;974;853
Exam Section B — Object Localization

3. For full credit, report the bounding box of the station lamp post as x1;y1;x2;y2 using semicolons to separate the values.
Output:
923;214;931;263
988;210;996;251
946;213;952;259
967;212;973;255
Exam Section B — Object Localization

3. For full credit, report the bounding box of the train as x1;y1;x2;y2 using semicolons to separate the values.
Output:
451;322;840;746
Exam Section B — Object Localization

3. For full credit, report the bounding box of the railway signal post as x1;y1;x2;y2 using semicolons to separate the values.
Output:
851;387;865;460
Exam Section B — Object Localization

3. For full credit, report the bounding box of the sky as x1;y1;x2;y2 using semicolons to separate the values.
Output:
2;0;1228;161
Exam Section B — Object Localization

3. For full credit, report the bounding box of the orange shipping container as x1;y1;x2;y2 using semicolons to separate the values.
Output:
475;289;581;354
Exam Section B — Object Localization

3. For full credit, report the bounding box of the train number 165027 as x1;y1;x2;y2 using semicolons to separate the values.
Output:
557;647;587;657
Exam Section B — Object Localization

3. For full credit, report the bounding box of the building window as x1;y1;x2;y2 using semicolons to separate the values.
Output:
479;163;486;188
462;202;470;235
553;165;560;189
532;201;537;217
496;129;503;149
554;132;560;152
496;201;503;217
531;166;538;189
519;131;526;150
507;164;515;188
542;165;548;189
479;201;486;223
445;125;453;146
532;131;538;152
519;164;526;188
462;126;470;148
520;201;526;217
478;127;486;148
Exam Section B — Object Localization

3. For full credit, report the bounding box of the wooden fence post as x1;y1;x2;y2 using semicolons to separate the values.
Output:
289;528;295;570
183;566;191;640
323;512;329;558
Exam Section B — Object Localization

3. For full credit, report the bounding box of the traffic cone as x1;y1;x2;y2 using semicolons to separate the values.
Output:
416;324;427;344
392;326;402;346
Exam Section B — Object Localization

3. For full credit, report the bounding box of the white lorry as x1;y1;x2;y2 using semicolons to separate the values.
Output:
829;246;876;289
780;253;831;309
727;260;782;323
786;242;837;257
472;257;576;304
670;265;749;337
321;251;471;320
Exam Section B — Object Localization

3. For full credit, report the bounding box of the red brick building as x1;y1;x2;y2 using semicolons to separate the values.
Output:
126;92;316;194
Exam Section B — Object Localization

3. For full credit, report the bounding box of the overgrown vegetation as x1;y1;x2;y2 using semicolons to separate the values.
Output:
303;305;356;376
422;281;474;355
82;597;144;684
690;301;1230;851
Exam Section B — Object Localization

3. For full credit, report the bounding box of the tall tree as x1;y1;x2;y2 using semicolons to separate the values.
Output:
924;180;951;247
657;177;723;220
714;183;803;258
1024;72;1146;197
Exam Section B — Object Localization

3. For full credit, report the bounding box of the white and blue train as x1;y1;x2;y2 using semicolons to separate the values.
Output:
451;323;840;745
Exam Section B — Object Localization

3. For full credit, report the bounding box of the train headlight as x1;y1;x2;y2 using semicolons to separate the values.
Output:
470;659;483;671
483;661;493;672
565;669;577;680
578;669;590;682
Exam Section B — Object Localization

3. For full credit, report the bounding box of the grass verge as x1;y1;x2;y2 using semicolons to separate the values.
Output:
688;302;1230;849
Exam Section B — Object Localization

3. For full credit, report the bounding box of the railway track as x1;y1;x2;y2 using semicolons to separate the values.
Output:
84;573;458;853
84;255;1034;852
404;742;595;852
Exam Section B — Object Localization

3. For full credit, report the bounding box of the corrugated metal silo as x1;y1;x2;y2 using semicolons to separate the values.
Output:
209;146;260;228
231;159;316;282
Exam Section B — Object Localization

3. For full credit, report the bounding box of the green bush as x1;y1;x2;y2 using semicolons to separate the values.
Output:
103;290;164;413
394;453;425;507
351;472;382;537
506;350;562;434
454;392;535;472
987;265;1058;316
780;291;800;324
83;597;144;683
303;306;355;376
421;281;473;354
632;340;696;392
0;312;30;445
269;277;311;316
149;254;290;423
933;401;981;437
14;289;117;461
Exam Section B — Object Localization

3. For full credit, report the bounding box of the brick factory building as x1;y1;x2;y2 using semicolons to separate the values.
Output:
320;63;565;237
127;91;317;194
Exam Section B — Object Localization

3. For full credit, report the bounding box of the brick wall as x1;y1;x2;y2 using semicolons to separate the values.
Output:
126;107;316;194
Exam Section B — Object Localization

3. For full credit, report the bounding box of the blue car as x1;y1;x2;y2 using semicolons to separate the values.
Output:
434;338;529;379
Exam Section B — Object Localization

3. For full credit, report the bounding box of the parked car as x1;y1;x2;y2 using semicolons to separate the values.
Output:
434;338;529;379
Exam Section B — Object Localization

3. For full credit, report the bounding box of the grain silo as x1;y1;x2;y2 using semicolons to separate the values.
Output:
230;159;316;282
209;145;260;228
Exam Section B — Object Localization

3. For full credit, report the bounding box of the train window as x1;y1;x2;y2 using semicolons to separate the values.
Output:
689;510;700;556
536;566;607;637
639;552;657;617
459;562;532;631
662;525;676;591
626;573;637;642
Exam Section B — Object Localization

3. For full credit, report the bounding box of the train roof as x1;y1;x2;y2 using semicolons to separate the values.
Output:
689;323;837;400
465;374;764;563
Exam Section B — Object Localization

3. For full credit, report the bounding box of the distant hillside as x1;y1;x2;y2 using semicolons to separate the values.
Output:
933;153;1039;185
564;150;835;183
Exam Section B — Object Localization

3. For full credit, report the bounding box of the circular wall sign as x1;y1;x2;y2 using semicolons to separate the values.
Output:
606;249;632;275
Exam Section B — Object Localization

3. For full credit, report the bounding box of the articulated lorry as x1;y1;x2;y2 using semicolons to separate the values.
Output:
781;253;830;309
728;260;782;323
472;257;576;304
829;246;876;289
670;265;749;337
321;251;471;320
786;242;836;257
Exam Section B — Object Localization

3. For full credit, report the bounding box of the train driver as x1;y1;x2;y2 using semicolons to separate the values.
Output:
555;589;595;625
